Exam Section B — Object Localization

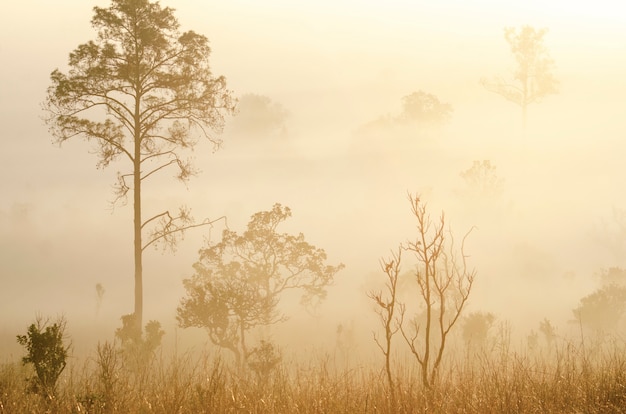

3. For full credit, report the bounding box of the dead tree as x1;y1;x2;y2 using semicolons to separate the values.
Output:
400;194;475;389
369;247;402;406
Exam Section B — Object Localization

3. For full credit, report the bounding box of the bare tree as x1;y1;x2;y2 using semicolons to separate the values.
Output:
43;0;236;331
481;25;558;130
368;247;402;405
399;194;475;389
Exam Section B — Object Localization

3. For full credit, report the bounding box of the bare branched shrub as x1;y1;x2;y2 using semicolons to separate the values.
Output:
368;247;402;404
399;194;476;389
95;341;121;411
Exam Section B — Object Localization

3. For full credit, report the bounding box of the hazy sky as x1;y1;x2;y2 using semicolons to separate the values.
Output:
1;1;625;355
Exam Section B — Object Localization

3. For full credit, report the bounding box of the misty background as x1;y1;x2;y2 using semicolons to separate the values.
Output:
1;1;625;359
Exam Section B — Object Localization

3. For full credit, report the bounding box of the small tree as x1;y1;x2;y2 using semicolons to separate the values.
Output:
572;284;626;334
95;283;105;317
539;317;557;347
399;194;475;389
229;93;289;138
462;311;496;348
481;25;558;129
594;209;626;262
571;267;626;335
460;160;504;199
16;316;71;399
368;247;402;404
177;204;344;367
598;267;626;287
43;0;236;331
115;314;165;369
247;340;282;384
398;91;453;125
335;322;357;364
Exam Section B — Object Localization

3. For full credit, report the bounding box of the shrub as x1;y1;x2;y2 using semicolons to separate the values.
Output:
247;340;282;383
115;313;165;369
16;315;70;399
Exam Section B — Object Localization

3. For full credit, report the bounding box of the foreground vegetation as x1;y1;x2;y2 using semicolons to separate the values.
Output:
2;336;625;414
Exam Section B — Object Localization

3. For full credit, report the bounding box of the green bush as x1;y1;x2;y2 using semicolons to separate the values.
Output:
16;316;70;399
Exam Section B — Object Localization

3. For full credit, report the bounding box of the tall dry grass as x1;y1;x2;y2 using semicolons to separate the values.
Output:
1;337;625;413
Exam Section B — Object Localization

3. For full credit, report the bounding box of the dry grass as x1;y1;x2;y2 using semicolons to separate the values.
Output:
2;338;626;413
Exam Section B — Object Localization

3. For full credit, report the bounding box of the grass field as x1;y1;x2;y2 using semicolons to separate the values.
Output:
2;334;625;413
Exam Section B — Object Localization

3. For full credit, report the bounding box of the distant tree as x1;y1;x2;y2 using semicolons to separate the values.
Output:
539;317;557;346
460;160;504;199
462;311;496;347
397;91;453;125
357;90;452;137
335;321;357;364
572;283;626;333
572;268;626;335
229;93;289;138
177;204;344;367
527;329;539;351
596;209;626;262
399;194;476;389
43;0;236;332
481;25;558;129
95;283;105;316
16;316;71;399
598;266;626;287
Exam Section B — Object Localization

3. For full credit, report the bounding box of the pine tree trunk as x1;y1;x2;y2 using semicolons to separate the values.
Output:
133;104;143;333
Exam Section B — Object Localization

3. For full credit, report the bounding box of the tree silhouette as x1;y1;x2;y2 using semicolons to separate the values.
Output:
572;268;626;333
228;93;289;138
462;311;495;348
95;283;105;317
398;195;476;389
359;90;452;134
539;317;557;346
573;284;626;333
369;247;402;409
44;0;235;331
481;26;558;130
177;204;344;367
398;91;453;125
459;160;504;199
16;316;71;399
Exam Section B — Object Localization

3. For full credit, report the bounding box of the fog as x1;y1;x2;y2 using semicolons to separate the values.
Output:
1;1;625;363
